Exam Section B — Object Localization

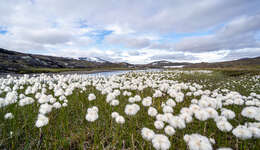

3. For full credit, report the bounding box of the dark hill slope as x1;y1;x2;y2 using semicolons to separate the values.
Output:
0;48;128;73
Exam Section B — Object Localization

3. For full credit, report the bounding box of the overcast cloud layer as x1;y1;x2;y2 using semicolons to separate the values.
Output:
0;0;260;64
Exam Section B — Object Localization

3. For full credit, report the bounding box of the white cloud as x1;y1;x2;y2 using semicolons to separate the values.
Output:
175;14;260;52
0;0;260;64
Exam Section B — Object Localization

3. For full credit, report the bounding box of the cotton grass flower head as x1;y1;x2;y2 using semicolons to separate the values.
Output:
142;96;152;107
168;116;186;129
62;103;68;107
35;114;49;128
152;134;171;150
134;95;142;102
141;127;155;141
166;99;176;107
232;125;252;140
154;120;165;130
241;106;258;119
115;115;125;124
153;90;163;98
248;126;260;138
110;99;119;106
128;97;135;103
183;133;213;150
53;102;62;109
39;103;53;115
88;93;96;101
4;91;18;106
111;112;119;118
125;104;140;116
195;109;210;121
148;107;158;117
216;121;233;132
106;93;116;103
162;105;173;113
205;107;218;119
179;113;193;123
85;106;99;122
214;116;228;123
49;97;56;104
221;108;235;120
164;125;175;136
156;114;168;122
4;113;14;119
38;94;49;104
19;97;34;106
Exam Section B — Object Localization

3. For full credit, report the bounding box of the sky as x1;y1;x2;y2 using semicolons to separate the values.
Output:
0;0;260;64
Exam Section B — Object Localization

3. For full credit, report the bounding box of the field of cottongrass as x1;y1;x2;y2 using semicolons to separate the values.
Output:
0;70;260;150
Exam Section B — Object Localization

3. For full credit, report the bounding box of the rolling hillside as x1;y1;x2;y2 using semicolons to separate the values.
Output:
0;48;131;73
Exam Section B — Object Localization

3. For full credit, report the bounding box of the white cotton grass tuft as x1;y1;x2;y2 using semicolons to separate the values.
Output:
241;106;259;119
152;134;171;150
154;120;165;130
180;113;193;123
111;112;119;119
3;91;18;107
85;106;99;122
141;127;155;141
19;97;34;106
35;114;49;128
88;93;96;101
115;115;125;124
183;133;213;150
142;96;152;107
53;102;62;109
62;103;68;107
195;109;210;121
216;121;233;132
134;95;142;102
248;126;260;138
38;94;49;104
166;99;176;107
205;107;218;119
39;103;53;115
4;112;14;119
221;108;236;120
125;104;140;116
148;107;158;117
232;125;252;140
156;114;168;122
153;90;163;98
110;99;119;106
164;125;175;136
168;116;186;129
162;105;173;113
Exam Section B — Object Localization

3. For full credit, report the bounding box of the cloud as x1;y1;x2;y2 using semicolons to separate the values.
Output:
175;14;260;52
105;34;151;49
30;0;260;33
0;0;260;63
222;48;260;60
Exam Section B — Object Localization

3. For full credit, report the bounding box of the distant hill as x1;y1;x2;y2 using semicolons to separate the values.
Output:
1;47;259;73
0;48;132;73
184;57;260;69
78;57;110;63
143;60;191;68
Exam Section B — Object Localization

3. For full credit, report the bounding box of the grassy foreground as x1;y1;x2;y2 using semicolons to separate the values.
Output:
0;70;260;150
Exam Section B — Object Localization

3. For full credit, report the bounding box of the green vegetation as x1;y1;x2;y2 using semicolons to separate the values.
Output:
0;69;260;149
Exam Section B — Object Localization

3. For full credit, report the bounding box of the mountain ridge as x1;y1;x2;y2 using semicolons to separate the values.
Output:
1;48;260;73
0;48;132;73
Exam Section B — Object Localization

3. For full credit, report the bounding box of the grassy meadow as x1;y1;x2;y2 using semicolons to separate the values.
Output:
0;69;260;150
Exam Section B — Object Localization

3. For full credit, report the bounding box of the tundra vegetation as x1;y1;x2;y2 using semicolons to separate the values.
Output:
0;70;260;150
